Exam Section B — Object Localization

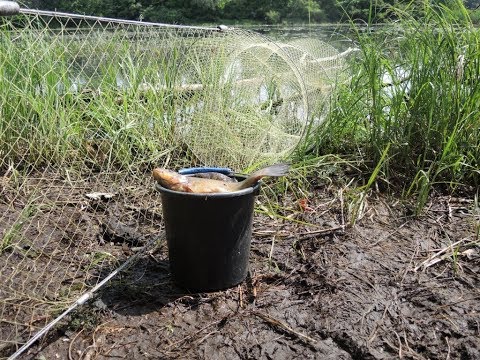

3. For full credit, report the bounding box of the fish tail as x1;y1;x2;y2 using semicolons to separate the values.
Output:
251;163;290;178
238;163;290;189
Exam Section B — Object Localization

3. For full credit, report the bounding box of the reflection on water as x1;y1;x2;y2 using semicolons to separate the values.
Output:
38;24;355;98
238;24;356;50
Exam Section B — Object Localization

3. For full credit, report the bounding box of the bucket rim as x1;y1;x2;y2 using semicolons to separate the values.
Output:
154;181;260;198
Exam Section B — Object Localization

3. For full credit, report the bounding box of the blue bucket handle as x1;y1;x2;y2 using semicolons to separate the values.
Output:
178;167;234;176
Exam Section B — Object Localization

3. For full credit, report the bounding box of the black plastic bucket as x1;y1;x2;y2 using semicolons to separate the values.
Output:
156;177;260;292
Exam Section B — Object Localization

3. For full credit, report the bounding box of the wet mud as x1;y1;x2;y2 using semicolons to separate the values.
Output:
1;175;479;359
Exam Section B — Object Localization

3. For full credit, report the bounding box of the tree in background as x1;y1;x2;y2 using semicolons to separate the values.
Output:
335;0;402;22
19;0;480;23
23;0;107;16
21;0;338;22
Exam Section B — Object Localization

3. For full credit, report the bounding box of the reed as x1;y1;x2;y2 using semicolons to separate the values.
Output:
1;2;478;207
303;0;479;207
0;21;196;173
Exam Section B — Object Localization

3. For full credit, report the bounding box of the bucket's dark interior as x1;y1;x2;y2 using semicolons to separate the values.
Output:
157;177;259;292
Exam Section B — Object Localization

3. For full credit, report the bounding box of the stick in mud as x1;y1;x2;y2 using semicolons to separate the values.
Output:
252;311;317;346
413;238;465;272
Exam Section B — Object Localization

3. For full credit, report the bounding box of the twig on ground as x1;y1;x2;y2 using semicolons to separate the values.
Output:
252;311;317;346
268;235;276;264
80;321;112;360
446;336;451;360
368;302;390;344
253;226;344;243
288;226;344;242
194;330;219;346
165;319;224;351
384;338;427;360
414;239;465;272
238;285;244;309
68;329;84;360
400;245;419;285
370;222;408;247
339;188;345;230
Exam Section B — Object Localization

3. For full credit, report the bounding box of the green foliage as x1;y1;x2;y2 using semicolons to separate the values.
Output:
8;0;376;23
265;10;281;24
308;0;479;206
4;0;480;208
0;18;196;171
18;0;480;24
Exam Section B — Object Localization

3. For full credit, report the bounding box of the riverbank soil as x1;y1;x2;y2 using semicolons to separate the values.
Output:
7;181;480;359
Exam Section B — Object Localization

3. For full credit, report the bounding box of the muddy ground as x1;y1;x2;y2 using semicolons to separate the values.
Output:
1;172;479;360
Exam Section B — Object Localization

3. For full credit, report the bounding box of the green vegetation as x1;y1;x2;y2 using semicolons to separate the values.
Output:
0;203;36;253
305;0;479;208
1;1;479;211
0;20;198;171
21;0;480;24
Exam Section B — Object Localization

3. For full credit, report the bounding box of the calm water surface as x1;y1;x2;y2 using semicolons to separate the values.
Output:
237;24;356;50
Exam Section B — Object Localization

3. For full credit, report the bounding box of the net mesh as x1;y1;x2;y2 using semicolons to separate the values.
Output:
0;6;349;356
176;35;348;169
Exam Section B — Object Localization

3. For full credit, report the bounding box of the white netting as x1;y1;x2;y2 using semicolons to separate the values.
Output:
175;35;350;169
0;5;350;357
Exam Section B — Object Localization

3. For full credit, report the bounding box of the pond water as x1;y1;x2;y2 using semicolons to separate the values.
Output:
237;24;356;50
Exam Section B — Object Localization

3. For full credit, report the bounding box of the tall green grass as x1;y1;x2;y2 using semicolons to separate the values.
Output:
0;18;205;173
1;4;479;205
306;0;479;204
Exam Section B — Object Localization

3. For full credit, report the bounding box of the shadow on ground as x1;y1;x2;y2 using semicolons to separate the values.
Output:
16;186;480;360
